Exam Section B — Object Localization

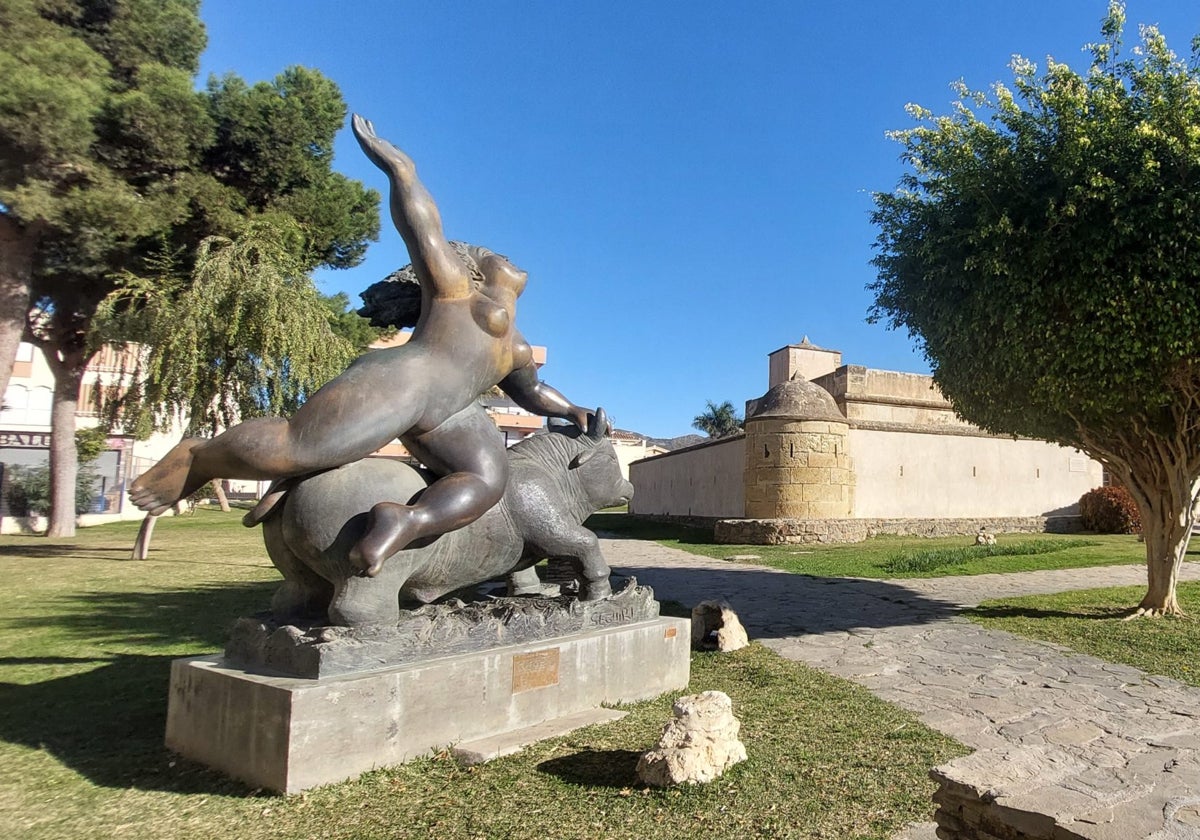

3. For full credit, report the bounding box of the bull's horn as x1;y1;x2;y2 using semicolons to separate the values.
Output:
588;407;608;440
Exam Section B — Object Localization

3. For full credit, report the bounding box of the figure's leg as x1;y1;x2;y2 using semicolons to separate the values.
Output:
350;407;507;576
130;357;421;515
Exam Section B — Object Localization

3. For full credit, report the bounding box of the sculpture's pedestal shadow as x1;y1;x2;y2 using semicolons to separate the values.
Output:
165;583;690;794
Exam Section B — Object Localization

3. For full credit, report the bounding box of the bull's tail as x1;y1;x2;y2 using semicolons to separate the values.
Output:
242;479;296;528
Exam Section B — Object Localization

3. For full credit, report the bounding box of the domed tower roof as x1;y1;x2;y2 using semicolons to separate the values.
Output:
748;374;845;423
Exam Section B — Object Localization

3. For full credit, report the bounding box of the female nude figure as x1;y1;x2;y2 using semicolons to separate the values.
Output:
130;115;593;576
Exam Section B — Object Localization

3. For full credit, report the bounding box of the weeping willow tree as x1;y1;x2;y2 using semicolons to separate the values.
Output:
102;220;358;437
100;220;363;556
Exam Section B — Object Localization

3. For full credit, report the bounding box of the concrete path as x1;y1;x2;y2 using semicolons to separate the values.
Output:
599;537;1200;839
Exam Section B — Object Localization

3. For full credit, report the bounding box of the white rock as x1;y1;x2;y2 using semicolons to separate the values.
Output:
691;600;750;651
637;690;747;787
975;526;996;546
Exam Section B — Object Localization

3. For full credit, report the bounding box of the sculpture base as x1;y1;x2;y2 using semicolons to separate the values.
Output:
166;617;690;793
224;579;660;679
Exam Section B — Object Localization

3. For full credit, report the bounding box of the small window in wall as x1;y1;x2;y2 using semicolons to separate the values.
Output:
27;387;52;426
1;384;52;425
1;385;28;422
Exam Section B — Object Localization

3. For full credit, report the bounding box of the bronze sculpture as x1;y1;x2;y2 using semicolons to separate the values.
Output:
256;410;630;628
130;115;595;577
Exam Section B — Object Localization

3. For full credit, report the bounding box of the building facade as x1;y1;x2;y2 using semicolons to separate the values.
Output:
1;341;184;531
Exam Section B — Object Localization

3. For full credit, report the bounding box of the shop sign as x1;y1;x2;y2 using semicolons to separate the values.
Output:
0;431;51;448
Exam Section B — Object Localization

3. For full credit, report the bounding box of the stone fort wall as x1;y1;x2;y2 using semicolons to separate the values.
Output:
627;340;1103;541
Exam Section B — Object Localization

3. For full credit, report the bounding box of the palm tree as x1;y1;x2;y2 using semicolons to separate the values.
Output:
692;400;743;438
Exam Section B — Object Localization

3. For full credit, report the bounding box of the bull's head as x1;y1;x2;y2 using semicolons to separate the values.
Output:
568;407;633;507
569;408;610;468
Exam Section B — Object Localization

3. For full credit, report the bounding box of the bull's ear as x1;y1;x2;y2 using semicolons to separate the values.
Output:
569;449;597;469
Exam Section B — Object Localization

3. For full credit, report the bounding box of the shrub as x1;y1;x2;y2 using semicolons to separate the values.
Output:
4;463;98;516
1079;485;1141;534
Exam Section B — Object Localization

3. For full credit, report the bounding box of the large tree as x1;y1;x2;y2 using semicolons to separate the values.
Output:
693;400;744;439
1;1;379;536
870;2;1200;616
4;0;213;535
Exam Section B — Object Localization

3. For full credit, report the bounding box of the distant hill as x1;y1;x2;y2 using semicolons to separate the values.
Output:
614;429;709;452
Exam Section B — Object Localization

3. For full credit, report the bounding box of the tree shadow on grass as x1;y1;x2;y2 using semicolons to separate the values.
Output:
536;749;643;788
585;514;714;545
6;580;278;649
0;653;256;796
0;544;133;560
0;580;278;795
965;605;1130;621
606;565;961;638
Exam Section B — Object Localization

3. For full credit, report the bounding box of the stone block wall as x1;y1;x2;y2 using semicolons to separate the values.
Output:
743;419;853;519
714;515;1084;545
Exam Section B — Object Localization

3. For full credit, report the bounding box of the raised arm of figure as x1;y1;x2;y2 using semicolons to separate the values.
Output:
499;362;592;431
351;114;471;299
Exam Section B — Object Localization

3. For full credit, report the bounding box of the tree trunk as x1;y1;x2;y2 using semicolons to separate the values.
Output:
213;479;231;512
131;513;157;560
0;216;36;400
1127;473;1198;618
46;358;85;537
36;329;92;538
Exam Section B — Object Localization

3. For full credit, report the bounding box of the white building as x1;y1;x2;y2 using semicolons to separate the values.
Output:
1;341;182;531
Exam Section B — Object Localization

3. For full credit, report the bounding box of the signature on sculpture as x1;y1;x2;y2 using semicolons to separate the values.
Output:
252;411;632;628
130;115;612;597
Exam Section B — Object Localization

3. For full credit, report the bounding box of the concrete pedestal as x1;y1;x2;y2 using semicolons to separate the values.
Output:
166;616;690;793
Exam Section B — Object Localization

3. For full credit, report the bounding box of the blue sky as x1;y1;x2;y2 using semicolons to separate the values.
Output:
198;1;1200;438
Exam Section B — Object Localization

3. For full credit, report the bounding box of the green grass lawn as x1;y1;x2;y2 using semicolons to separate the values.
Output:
967;582;1200;687
587;513;1161;578
0;511;966;839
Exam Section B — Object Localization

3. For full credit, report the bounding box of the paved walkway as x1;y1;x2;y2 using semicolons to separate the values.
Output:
599;537;1200;839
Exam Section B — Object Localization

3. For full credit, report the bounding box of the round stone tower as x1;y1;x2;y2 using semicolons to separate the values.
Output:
743;375;853;519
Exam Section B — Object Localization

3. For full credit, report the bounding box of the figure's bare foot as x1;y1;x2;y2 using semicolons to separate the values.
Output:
350;501;422;577
129;439;206;516
351;114;415;176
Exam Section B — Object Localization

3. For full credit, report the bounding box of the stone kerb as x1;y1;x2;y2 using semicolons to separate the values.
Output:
715;515;1084;545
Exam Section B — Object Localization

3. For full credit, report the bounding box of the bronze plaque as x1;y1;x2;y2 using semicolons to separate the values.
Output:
512;648;560;693
664;626;678;639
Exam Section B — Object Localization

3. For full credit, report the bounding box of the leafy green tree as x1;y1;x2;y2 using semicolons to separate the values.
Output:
692;400;744;439
322;291;391;354
869;2;1200;616
1;1;379;536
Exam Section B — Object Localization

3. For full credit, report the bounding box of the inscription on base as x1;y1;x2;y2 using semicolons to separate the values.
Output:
512;648;560;693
